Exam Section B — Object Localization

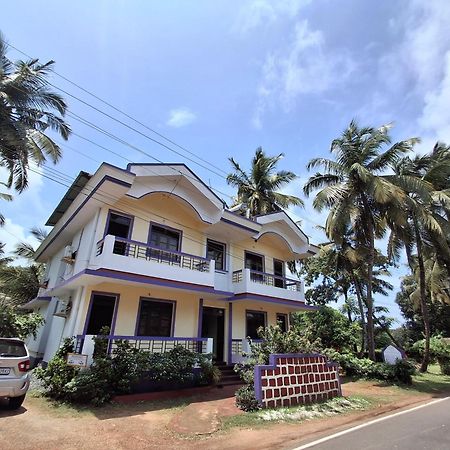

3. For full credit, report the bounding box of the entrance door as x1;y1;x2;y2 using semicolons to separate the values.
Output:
85;293;117;335
201;307;225;362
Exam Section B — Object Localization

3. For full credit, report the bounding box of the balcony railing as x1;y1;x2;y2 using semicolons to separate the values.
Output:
232;269;302;291
76;335;213;365
96;236;211;272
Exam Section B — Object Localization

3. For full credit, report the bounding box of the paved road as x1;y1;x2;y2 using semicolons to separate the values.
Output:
293;397;450;450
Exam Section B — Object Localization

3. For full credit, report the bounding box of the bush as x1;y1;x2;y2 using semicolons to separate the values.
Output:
34;338;79;399
324;349;415;384
412;336;450;375
235;385;259;412
36;337;218;405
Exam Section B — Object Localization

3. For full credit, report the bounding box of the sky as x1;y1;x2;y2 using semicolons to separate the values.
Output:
2;0;450;324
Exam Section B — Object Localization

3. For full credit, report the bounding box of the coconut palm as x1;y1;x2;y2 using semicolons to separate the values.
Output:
388;145;450;371
227;147;303;217
303;120;418;360
0;33;70;193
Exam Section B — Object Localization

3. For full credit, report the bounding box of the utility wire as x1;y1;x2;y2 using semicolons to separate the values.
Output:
6;43;229;178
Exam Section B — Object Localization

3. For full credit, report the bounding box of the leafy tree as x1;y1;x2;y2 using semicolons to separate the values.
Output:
0;299;44;339
0;32;70;194
291;306;360;352
389;144;450;371
227;147;303;217
303;120;418;360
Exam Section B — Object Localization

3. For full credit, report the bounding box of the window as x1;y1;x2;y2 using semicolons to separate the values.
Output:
276;313;288;333
105;211;133;255
149;224;181;251
136;299;174;337
0;339;27;357
246;310;266;339
207;239;226;271
273;259;285;288
245;251;264;282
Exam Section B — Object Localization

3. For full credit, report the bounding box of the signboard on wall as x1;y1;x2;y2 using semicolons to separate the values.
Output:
66;353;88;367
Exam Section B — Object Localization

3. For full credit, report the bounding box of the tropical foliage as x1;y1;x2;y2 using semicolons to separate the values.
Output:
227;147;303;217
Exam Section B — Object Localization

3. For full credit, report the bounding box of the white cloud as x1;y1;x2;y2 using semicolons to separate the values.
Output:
166;107;197;128
252;20;356;129
233;0;311;34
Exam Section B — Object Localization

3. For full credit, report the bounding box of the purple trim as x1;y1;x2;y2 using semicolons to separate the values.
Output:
220;217;259;234
206;238;227;271
148;221;183;253
85;268;234;296
104;209;135;239
135;297;177;337
228;302;233;363
245;309;267;339
197;298;204;338
77;334;208;342
112;236;210;261
82;291;120;336
230;293;319;309
126;191;213;225
35;175;132;259
125;162;226;206
37;296;52;302
245;250;265;272
100;162;135;175
253;353;341;404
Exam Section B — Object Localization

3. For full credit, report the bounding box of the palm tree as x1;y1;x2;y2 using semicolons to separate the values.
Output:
0;33;70;193
303;120;418;360
389;146;450;371
227;147;303;217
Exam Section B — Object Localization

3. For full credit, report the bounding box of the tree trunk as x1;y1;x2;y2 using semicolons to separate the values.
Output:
343;289;359;354
353;275;366;357
414;220;431;373
361;197;376;361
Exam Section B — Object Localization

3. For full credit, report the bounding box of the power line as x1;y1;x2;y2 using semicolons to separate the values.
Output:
6;43;229;179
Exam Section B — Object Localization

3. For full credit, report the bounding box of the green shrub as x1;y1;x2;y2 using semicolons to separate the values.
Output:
324;349;415;384
235;385;259;412
34;338;79;399
412;336;450;375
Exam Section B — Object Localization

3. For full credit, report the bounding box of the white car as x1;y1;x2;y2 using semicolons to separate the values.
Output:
0;338;31;410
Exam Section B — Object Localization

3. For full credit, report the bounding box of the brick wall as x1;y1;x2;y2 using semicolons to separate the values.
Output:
254;353;341;408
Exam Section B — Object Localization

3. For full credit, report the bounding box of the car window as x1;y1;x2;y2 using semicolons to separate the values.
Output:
0;339;27;357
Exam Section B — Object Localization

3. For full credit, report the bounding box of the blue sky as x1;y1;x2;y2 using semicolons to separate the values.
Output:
2;0;450;323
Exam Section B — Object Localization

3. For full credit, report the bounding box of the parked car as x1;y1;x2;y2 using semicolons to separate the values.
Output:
0;338;31;409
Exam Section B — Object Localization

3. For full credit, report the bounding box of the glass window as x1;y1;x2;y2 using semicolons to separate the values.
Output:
149;225;180;251
245;252;264;272
207;240;226;271
0;339;27;357
137;299;174;337
276;313;288;333
274;259;285;288
246;310;266;339
106;212;132;255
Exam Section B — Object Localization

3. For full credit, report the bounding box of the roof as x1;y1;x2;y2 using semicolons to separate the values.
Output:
45;171;92;226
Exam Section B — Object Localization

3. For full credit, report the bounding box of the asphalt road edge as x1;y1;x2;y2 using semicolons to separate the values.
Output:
291;396;450;450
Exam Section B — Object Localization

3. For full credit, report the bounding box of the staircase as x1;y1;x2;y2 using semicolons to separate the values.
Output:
214;362;243;387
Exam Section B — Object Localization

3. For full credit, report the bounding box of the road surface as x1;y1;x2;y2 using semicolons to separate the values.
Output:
292;397;450;450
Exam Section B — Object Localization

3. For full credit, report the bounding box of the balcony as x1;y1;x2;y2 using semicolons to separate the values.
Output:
93;234;215;288
232;268;304;302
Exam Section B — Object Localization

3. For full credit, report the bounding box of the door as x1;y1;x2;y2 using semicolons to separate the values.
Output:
85;293;117;335
201;307;225;362
273;259;285;288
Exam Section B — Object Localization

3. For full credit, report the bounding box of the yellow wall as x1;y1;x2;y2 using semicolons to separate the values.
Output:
78;283;201;337
231;300;297;340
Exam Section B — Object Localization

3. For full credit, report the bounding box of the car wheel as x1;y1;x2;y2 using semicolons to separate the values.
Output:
8;394;26;410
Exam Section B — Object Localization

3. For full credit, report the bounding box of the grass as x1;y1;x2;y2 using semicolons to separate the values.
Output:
409;364;450;395
222;396;373;430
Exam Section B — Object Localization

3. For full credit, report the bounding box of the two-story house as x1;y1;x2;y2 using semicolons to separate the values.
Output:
25;162;318;366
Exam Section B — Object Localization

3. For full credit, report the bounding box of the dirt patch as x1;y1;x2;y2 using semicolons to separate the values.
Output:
0;381;441;450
